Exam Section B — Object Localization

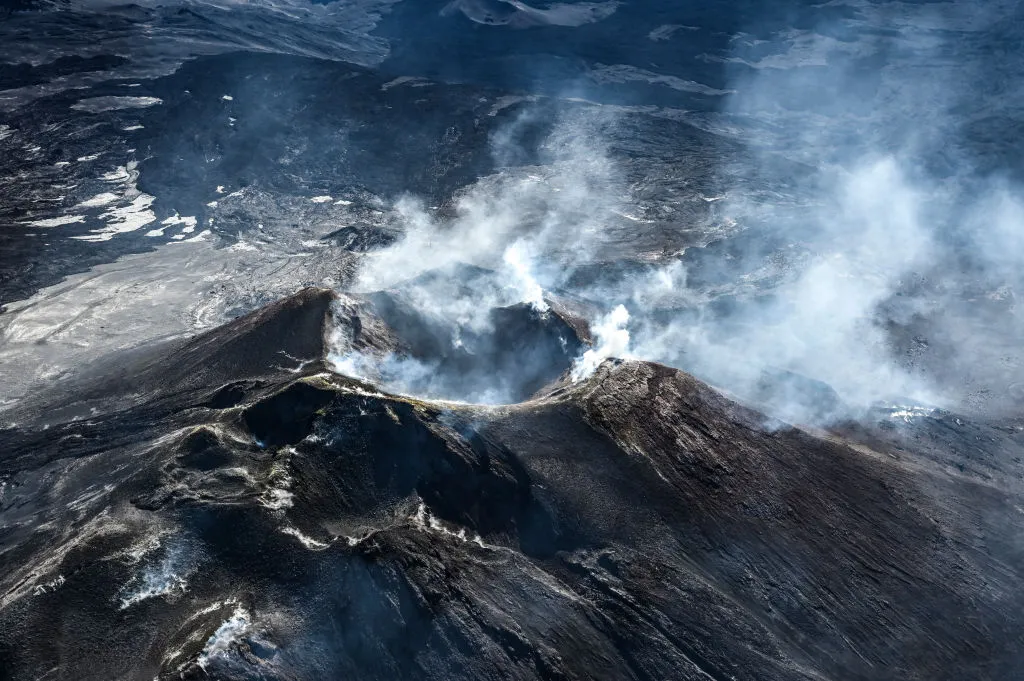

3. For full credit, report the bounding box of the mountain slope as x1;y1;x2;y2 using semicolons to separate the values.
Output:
1;288;1021;680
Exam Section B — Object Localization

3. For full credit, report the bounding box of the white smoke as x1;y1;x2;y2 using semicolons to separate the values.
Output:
353;109;621;302
571;304;630;381
676;10;1024;418
330;4;1024;421
631;155;941;411
502;240;548;312
329;110;626;403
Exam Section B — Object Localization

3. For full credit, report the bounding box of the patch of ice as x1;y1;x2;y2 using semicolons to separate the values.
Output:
76;154;100;162
123;124;144;131
221;95;233;101
333;198;352;205
310;195;333;203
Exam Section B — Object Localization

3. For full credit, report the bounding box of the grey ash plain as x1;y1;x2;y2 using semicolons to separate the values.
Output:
1;1;1024;679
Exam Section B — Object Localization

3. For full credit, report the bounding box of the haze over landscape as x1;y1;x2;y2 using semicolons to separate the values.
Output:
1;1;1023;679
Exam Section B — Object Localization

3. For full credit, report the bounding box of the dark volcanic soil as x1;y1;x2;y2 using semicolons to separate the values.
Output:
1;288;1021;680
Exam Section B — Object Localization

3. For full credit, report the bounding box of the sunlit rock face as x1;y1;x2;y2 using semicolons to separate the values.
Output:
3;1;1024;679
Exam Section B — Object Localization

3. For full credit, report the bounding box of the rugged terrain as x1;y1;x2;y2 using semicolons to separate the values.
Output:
3;1;1024;678
2;288;1021;680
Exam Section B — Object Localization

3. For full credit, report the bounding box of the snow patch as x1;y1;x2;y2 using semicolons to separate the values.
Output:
71;193;156;242
119;543;193;609
281;526;329;549
411;502;496;549
381;76;426;91
444;0;618;28
24;214;86;228
145;213;196;238
489;94;538;116
71;96;162;112
169;229;212;243
73;192;119;209
227;240;258;252
198;607;250;670
589;63;732;96
886;405;936;423
32;574;66;596
100;165;132;183
648;24;698;41
261;487;294;510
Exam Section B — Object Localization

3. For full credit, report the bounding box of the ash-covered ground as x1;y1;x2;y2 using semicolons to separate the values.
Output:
2;1;1024;679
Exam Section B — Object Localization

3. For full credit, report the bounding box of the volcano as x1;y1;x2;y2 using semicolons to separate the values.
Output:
1;288;1021;680
4;1;1024;678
